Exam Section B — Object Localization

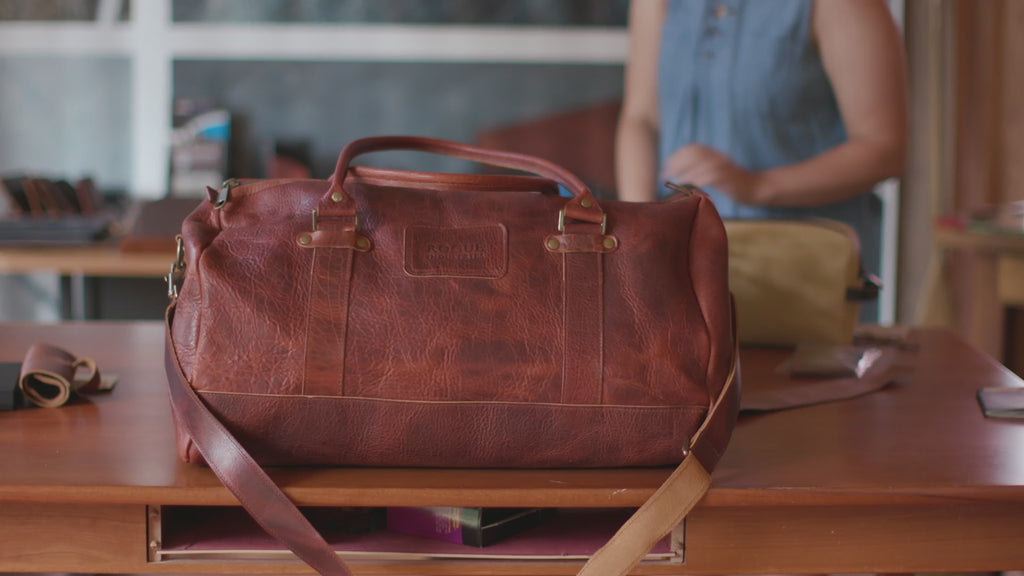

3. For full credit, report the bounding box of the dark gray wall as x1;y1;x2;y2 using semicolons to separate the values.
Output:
174;60;624;182
172;0;627;25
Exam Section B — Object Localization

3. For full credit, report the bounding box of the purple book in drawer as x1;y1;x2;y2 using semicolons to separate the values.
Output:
386;507;551;547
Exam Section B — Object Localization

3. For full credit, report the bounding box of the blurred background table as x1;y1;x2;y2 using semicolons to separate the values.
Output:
0;244;172;320
933;221;1024;371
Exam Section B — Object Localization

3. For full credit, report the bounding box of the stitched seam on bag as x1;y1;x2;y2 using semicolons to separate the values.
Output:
196;389;707;411
300;247;316;395
560;251;567;402
185;213;210;465
190;214;209;387
688;197;714;410
338;249;354;395
231;179;320;198
216;179;326;229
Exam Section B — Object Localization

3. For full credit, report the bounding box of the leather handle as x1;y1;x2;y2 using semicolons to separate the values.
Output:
325;136;604;227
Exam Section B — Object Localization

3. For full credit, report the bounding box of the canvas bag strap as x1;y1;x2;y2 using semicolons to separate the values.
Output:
163;301;738;576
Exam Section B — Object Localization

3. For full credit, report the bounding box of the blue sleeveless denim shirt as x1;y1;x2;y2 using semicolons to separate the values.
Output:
658;0;881;284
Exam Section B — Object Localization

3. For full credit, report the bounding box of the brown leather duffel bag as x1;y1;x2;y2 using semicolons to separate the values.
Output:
164;136;739;576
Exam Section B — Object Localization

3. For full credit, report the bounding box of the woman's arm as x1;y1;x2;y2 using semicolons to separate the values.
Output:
614;0;666;202
753;0;908;206
661;0;907;207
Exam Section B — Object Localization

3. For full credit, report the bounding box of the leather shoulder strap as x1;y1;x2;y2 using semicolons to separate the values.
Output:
578;316;739;575
164;305;353;576
164;301;739;576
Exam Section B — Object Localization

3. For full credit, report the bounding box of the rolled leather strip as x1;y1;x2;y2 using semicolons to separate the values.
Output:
18;343;108;408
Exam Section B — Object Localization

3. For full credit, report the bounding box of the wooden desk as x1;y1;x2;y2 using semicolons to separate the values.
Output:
2;323;1024;574
0;245;173;319
0;245;172;277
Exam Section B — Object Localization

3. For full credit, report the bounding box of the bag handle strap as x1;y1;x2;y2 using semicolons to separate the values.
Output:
163;301;738;576
323;136;604;228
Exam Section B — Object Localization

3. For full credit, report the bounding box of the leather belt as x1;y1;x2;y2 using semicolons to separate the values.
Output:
18;343;115;408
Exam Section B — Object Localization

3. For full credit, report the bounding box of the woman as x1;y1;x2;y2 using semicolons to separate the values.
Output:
616;0;907;319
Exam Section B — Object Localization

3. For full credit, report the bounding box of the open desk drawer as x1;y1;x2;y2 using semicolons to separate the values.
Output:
148;506;679;565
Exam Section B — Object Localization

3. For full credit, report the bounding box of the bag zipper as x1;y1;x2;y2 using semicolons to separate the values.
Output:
212;178;241;209
664;181;699;196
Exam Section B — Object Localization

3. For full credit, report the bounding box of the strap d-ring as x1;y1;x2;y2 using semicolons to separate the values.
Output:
166;235;186;299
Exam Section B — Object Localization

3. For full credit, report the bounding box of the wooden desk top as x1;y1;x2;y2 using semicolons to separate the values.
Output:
1;323;1023;510
934;222;1024;254
0;245;172;277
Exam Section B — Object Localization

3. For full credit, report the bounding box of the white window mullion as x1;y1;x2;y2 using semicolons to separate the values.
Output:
130;0;173;199
96;0;123;26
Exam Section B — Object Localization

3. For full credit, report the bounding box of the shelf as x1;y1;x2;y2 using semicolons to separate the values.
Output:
172;24;627;63
0;22;133;56
0;22;627;63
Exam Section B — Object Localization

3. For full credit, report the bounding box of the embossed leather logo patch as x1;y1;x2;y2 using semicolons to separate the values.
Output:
404;225;507;278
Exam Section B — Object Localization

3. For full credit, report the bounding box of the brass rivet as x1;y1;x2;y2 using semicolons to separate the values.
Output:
546;238;560;250
331;191;344;202
298;234;312;245
581;198;593;208
603;237;615;250
356;237;370;249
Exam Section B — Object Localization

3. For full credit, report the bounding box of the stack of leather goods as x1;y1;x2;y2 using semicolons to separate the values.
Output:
118;196;203;253
0;175;111;246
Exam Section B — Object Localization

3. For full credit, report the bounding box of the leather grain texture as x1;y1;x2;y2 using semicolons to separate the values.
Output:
168;136;735;469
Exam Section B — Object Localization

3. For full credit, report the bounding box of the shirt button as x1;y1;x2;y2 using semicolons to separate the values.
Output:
703;51;715;60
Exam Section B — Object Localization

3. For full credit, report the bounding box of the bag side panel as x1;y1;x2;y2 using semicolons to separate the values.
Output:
601;198;713;409
687;195;735;470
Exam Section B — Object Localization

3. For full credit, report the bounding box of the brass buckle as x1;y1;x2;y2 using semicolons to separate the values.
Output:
311;209;358;232
558;208;606;235
166;235;185;299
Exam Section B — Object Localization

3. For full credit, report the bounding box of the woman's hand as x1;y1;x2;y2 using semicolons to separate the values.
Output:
662;144;765;204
